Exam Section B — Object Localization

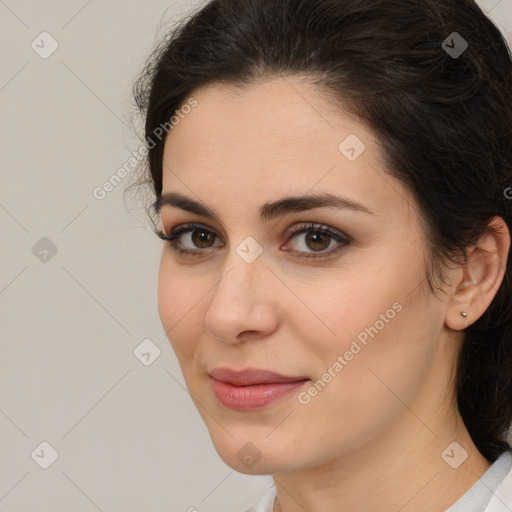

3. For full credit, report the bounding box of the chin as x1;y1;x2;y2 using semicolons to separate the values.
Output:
207;431;305;475
217;446;286;475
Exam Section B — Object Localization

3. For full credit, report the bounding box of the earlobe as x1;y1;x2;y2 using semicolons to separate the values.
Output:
445;274;474;331
445;216;510;332
459;310;469;329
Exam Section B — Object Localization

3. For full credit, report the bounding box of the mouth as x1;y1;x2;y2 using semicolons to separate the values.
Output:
208;367;310;411
209;367;309;386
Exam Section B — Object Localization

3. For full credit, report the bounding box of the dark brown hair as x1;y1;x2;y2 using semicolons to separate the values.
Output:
131;0;512;462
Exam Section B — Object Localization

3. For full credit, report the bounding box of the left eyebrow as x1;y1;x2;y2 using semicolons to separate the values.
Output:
152;191;375;221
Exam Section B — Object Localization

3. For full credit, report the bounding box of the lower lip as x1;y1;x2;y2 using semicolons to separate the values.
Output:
210;377;309;411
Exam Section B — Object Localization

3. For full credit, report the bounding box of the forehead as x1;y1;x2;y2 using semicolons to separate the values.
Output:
167;76;369;152
160;76;412;222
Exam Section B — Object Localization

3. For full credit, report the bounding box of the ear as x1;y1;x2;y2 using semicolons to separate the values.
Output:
445;216;510;331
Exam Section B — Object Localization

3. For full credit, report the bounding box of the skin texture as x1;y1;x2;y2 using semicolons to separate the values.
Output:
156;76;509;512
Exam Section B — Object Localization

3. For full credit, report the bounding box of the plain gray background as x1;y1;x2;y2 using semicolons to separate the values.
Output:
1;1;511;511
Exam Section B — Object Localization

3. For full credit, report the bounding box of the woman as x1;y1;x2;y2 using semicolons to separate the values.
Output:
131;0;512;510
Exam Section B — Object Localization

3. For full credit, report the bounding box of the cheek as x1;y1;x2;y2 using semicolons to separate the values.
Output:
327;245;425;345
291;302;436;459
308;284;436;415
157;255;176;333
157;255;203;363
292;263;405;357
294;250;433;398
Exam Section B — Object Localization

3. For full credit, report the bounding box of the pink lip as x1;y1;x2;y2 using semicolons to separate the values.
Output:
209;367;310;411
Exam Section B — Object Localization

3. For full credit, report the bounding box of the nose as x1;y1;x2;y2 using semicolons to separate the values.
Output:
204;248;279;344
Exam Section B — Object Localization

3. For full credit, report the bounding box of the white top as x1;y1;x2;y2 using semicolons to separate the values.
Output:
241;450;512;512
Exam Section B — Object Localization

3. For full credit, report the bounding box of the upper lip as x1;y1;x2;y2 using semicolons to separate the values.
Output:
209;367;309;386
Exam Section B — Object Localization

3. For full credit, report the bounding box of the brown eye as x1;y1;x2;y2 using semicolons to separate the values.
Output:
285;223;351;259
288;228;338;253
191;229;216;248
303;231;332;251
161;223;223;255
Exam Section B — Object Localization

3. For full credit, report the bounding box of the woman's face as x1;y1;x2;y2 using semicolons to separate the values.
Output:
157;76;455;474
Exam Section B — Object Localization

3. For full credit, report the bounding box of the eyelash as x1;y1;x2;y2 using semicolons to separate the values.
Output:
154;222;351;260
